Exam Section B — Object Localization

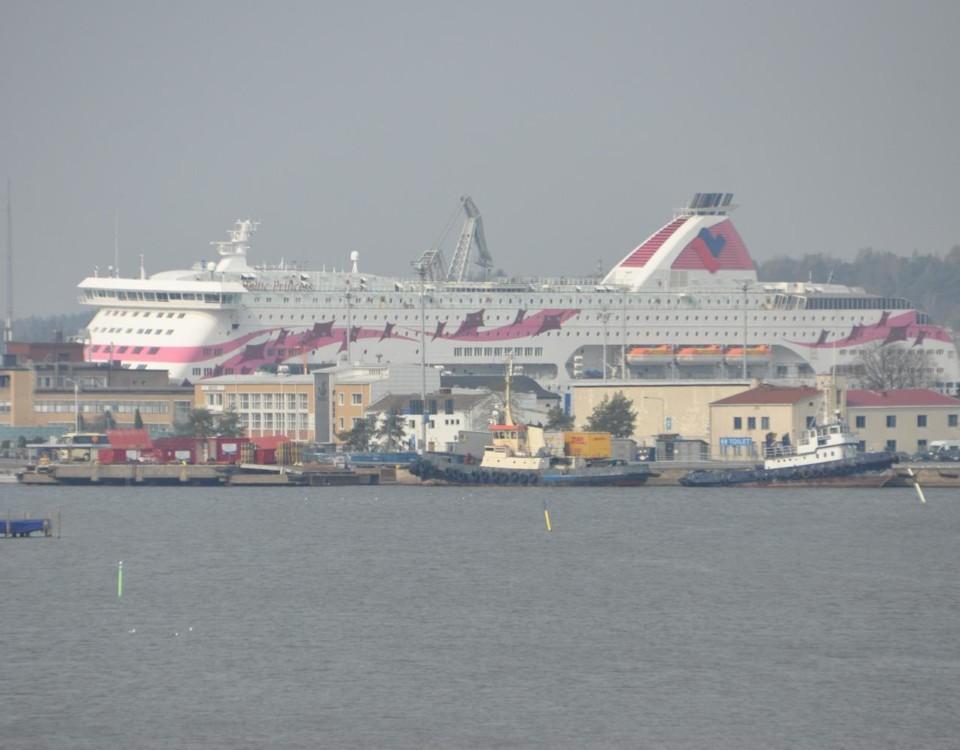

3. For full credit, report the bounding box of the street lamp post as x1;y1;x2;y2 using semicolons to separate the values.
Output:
601;306;609;382
418;269;428;455
741;282;749;379
63;378;80;433
621;289;627;381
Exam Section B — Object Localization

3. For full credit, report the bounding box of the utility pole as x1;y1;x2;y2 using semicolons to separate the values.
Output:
621;288;627;380
418;269;428;454
742;283;748;379
602;304;609;382
345;280;353;364
4;179;13;351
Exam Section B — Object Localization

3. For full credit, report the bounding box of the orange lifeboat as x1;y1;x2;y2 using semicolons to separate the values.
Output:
626;344;674;365
724;345;772;364
676;344;724;365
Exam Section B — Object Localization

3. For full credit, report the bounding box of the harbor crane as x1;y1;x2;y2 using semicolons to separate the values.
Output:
414;195;494;283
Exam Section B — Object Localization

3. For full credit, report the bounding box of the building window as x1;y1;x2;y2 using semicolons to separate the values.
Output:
806;416;816;428
351;393;362;405
886;415;897;428
886;439;897;452
760;416;769;430
855;415;866;428
857;441;866;452
733;417;742;430
917;414;927;428
918;439;928;451
949;414;959;427
338;393;344;406
747;417;756;430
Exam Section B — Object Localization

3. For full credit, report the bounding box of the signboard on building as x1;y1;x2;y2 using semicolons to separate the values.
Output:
719;437;754;447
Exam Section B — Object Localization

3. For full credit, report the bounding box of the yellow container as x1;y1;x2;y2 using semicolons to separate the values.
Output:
563;432;611;458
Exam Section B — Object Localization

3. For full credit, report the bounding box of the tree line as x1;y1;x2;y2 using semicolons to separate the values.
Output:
757;246;960;331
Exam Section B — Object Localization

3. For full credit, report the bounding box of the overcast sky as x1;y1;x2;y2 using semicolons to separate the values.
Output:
2;0;959;316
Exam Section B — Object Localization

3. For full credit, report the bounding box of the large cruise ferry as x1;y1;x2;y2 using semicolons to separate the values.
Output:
77;193;960;396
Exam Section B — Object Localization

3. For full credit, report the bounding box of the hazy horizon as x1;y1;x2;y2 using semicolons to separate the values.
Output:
3;1;960;317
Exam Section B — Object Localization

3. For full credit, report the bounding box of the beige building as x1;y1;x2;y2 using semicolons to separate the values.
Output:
709;385;824;460
195;363;443;444
1;361;192;438
330;364;440;443
571;380;754;444
846;389;960;454
196;373;319;441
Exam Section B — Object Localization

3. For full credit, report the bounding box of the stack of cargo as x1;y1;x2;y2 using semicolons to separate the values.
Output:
563;431;612;459
239;443;257;464
276;442;304;466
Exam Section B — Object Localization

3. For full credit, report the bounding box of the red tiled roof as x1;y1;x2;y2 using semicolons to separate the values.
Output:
846;389;960;408
711;385;820;406
106;429;154;450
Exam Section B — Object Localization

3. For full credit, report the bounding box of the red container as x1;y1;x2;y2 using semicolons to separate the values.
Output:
154;437;198;464
214;437;242;464
254;448;276;465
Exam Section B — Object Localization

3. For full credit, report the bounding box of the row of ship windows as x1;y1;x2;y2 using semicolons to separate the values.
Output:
102;310;187;319
93;328;176;335
251;295;766;307
453;347;544;357
95;307;916;327
84;290;239;304
89;345;160;354
247;310;907;325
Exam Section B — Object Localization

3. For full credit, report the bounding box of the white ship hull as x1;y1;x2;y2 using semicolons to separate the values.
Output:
75;197;960;395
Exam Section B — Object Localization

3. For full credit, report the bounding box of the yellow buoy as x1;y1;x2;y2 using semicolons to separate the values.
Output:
544;508;552;532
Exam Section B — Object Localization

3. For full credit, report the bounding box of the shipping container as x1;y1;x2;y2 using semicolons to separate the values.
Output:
563;431;612;459
254;448;276;465
214;437;242;464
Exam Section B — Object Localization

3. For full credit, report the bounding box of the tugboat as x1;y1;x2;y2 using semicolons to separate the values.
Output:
410;362;653;486
680;412;895;487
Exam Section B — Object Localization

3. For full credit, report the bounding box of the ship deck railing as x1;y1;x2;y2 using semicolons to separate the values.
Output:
764;445;797;459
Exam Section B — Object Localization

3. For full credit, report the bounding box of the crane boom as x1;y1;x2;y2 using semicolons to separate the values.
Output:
446;195;493;282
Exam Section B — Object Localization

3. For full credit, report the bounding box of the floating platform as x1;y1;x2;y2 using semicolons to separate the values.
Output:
3;517;54;537
15;462;388;487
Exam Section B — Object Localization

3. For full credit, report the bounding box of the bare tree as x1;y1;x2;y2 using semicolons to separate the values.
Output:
853;343;933;390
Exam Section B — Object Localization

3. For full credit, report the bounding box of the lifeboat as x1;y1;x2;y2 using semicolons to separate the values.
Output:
675;344;724;365
724;345;772;364
626;344;674;365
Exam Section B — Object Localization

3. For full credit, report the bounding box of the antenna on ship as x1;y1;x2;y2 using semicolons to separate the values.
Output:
114;209;120;277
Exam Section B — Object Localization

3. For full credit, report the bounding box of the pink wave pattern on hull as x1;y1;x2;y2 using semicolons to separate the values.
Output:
84;309;581;372
789;311;952;349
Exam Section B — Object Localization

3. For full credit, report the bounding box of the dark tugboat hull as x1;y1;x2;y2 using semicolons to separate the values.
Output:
679;451;896;487
410;454;653;486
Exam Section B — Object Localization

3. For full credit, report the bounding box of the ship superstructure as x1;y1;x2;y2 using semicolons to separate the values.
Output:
77;195;960;395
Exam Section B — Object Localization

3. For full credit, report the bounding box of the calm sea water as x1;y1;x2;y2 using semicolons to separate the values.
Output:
1;483;958;749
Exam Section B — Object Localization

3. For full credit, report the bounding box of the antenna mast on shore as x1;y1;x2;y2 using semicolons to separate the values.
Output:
3;179;12;350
